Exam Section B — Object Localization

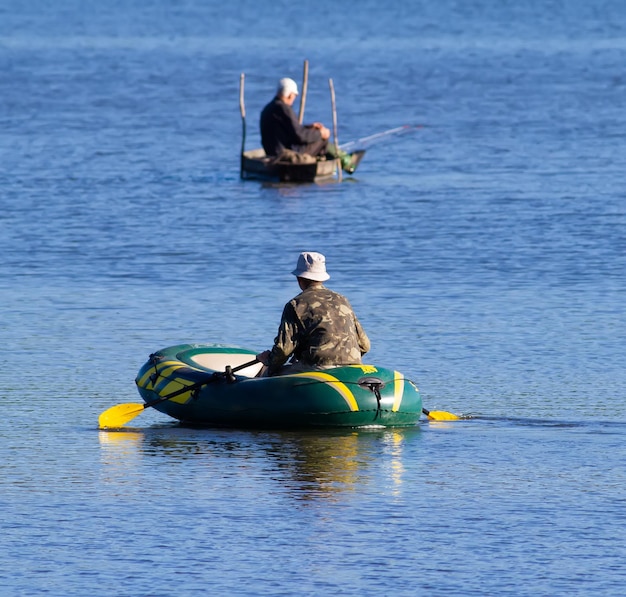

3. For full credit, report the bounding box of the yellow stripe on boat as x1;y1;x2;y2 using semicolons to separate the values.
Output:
137;360;184;388
137;368;155;388
158;377;197;404
348;364;378;374
392;371;404;412
294;371;359;412
152;363;190;393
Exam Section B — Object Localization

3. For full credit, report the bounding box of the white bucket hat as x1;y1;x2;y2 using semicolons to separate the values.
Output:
291;251;330;281
277;77;299;97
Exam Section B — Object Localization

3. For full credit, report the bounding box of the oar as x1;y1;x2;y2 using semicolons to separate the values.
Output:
98;359;260;429
422;407;460;422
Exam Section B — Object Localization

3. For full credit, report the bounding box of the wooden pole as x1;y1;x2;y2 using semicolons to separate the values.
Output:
239;73;246;178
328;78;342;182
298;59;309;124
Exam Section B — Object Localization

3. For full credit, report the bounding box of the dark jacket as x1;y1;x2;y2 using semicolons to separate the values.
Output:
260;97;323;156
267;283;370;375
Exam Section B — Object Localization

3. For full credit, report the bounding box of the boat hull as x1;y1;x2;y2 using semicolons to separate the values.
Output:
135;344;422;428
241;148;338;183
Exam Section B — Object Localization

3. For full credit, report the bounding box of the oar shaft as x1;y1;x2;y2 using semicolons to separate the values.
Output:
142;378;206;409
142;358;260;409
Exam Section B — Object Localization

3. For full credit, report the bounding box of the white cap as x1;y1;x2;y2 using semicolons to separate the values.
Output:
291;251;330;282
277;77;299;97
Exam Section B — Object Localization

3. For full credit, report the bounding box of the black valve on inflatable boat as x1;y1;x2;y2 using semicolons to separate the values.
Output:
357;377;385;391
358;377;385;418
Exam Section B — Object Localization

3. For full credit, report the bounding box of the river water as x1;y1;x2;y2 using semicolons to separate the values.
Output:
2;1;626;595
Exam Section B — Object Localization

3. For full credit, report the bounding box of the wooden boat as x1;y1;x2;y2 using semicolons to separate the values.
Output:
240;148;338;183
239;61;364;183
134;344;422;428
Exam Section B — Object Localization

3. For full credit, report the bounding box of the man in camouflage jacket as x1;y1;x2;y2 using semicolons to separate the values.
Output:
257;252;370;376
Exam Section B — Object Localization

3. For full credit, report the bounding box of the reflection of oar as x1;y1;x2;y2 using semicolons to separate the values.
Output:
340;125;421;151
423;407;460;421
98;359;259;429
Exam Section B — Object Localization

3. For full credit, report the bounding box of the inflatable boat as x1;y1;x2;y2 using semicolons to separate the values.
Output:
133;344;422;428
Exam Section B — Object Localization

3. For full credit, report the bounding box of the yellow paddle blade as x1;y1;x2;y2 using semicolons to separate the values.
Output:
426;410;460;421
98;403;146;429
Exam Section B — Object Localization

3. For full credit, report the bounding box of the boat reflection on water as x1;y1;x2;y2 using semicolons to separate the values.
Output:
98;425;422;500
257;428;417;499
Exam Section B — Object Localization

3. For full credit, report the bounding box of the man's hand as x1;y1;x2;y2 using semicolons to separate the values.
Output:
256;350;271;366
311;122;331;140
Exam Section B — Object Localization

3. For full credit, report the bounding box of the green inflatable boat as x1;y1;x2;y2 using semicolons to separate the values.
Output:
134;344;422;428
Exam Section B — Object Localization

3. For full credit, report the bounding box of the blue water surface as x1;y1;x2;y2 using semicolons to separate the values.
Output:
1;0;626;595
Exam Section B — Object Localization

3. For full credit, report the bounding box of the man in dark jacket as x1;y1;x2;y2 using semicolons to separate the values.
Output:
260;78;362;173
260;77;330;157
256;252;370;376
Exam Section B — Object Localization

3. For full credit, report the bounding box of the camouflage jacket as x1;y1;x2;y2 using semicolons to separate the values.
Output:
267;284;370;374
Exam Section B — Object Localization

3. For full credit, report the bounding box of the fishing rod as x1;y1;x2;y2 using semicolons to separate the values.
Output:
339;124;421;151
